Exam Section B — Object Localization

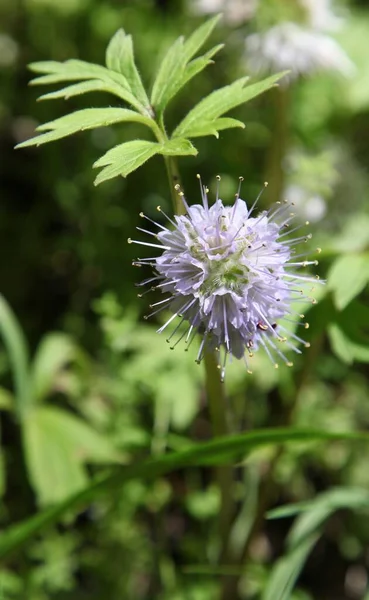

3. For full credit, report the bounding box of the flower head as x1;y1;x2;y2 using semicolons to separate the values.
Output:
129;177;322;380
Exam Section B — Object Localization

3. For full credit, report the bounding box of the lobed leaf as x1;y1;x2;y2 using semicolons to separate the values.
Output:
93;138;197;185
29;59;148;115
16;108;154;148
182;13;221;62
93;140;161;185
179;117;245;139
105;29;150;110
1;427;369;559
159;137;198;156
150;15;223;115
150;36;187;115
37;79;124;102
173;72;285;138
171;44;224;102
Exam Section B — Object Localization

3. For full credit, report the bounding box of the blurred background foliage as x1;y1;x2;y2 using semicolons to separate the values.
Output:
1;0;369;598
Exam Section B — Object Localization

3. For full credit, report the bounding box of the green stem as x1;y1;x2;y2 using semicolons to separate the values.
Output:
265;86;290;203
156;113;235;577
204;351;234;560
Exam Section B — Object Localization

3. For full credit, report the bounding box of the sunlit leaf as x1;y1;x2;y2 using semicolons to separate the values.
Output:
93;140;161;185
16;108;154;148
105;29;150;109
328;253;369;310
182;14;221;62
23;406;120;506
159;137;198;156
28;59;147;114
151;15;222;115
151;36;187;114
173;72;285;138
177;117;245;139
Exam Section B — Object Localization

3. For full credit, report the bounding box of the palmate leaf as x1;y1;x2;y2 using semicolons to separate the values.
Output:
105;28;149;109
29;59;151;116
15;108;155;148
1;427;369;559
173;72;286;139
150;14;221;115
182;117;245;139
93;137;197;185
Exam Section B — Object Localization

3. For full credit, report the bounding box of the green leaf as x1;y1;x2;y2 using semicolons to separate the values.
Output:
263;487;369;600
151;36;187;114
93;138;197;185
167;44;224;106
37;79;121;101
105;29;150;109
159;137;198;156
31;333;79;402
262;534;319;600
23;406;119;506
287;488;369;550
93;140;161;185
28;59;147;114
1;427;369;559
328;300;369;364
173;72;285;138
16;108;154;148
0;295;31;419
178;117;245;139
328;253;369;310
182;14;221;62
150;15;222;115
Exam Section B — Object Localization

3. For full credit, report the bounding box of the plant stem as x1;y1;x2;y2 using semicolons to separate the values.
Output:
265;86;290;203
204;351;234;559
157;116;235;579
164;155;185;215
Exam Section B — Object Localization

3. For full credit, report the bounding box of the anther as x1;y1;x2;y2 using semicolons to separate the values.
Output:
287;361;294;367
127;238;133;244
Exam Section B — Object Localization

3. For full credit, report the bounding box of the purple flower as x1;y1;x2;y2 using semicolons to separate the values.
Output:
129;177;322;380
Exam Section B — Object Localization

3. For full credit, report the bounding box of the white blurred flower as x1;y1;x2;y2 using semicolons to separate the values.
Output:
301;0;343;31
246;22;354;80
192;0;257;25
285;184;327;222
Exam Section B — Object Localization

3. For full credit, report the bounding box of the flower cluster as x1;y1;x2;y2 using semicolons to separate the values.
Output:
129;178;321;380
245;0;354;81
